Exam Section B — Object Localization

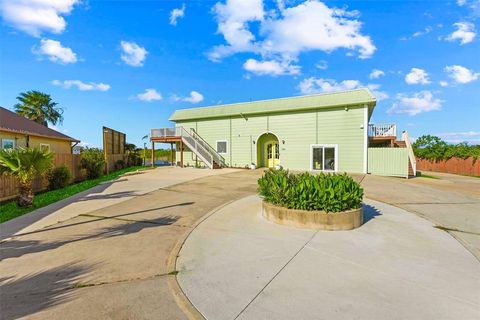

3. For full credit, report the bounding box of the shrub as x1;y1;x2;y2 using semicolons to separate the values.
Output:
257;169;363;213
48;165;72;190
114;159;126;170
80;148;105;179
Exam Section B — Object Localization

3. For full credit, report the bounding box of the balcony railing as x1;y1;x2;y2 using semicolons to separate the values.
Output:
368;124;396;138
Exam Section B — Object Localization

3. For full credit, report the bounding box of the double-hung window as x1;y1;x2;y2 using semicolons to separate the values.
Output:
311;145;338;172
216;140;228;154
1;139;15;149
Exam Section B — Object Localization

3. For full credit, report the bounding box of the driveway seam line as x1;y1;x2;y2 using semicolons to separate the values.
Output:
233;228;320;320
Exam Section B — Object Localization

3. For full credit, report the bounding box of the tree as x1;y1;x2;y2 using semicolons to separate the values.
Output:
14;91;64;127
0;148;53;207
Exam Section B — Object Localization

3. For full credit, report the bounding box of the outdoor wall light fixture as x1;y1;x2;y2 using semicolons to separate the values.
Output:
345;107;349;111
282;140;285;144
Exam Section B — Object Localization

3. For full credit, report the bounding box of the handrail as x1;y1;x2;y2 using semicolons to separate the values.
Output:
368;124;396;137
177;127;214;168
402;130;416;175
189;128;226;166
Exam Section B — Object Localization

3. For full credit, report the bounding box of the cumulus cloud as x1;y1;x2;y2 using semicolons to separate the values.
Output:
445;65;480;83
315;60;328;70
170;3;186;26
52;80;110;91
298;77;388;101
33;39;77;64
445;22;476;44
438;130;480;144
243;58;300;76
405;68;431;85
172;91;205;104
439;81;449;87
120;41;148;67
388;91;442;116
369;69;385;79
209;0;375;74
0;0;80;36
137;89;162;102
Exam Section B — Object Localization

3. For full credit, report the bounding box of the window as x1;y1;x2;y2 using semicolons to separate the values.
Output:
1;139;14;149
40;144;50;152
216;140;228;154
311;145;338;171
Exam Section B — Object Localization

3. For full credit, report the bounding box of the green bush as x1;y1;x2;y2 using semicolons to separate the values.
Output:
80;148;105;179
257;169;363;213
413;135;480;161
114;159;126;170
47;165;72;190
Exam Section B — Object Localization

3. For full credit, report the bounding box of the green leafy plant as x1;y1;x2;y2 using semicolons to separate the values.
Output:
48;165;72;190
413;135;480;161
258;169;363;213
114;159;126;170
80;148;105;179
0;148;53;207
14;90;64;127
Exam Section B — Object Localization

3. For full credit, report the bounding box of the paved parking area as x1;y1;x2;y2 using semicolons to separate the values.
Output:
177;195;480;320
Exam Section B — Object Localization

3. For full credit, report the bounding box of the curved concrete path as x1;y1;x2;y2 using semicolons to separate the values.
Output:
177;195;480;320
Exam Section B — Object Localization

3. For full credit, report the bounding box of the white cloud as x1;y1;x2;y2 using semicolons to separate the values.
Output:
405;68;431;85
412;26;433;37
438;130;480;144
172;91;205;104
34;39;77;64
52;80;110;91
445;22;476;44
170;3;186;26
209;0;375;69
315;60;328;70
137;89;162;102
439;81;449;87
120;41;148;67
369;69;385;79
243;58;300;76
298;77;388;101
439;131;480;137
388;91;442;116
0;0;79;37
445;65;480;83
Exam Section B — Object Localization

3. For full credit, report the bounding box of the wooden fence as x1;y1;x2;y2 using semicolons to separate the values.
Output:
368;147;409;178
0;153;81;202
416;157;480;177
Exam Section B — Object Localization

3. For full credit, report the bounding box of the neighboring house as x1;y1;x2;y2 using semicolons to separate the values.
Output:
0;107;79;153
151;89;415;177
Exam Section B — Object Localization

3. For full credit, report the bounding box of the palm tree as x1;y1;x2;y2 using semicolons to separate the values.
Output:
14;91;64;127
0;148;53;207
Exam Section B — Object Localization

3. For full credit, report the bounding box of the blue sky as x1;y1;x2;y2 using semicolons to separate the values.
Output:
1;0;479;148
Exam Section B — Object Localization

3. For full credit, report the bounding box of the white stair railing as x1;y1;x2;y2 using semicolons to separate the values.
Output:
151;126;225;169
402;130;416;175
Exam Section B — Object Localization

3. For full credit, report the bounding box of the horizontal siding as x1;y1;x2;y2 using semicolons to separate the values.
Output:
368;148;408;178
174;105;366;172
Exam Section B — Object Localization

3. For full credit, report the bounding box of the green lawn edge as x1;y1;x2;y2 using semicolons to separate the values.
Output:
0;166;149;224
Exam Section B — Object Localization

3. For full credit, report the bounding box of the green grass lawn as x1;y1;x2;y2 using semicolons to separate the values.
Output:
0;166;148;224
416;171;440;179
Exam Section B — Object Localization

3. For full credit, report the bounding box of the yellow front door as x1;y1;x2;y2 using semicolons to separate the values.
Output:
266;142;280;168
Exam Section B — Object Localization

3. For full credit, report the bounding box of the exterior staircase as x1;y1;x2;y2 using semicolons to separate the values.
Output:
151;127;225;169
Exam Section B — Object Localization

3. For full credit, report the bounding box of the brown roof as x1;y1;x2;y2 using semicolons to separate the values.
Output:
0;107;79;142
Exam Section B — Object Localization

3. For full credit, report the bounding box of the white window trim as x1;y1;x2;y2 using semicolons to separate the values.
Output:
310;144;339;172
363;105;368;174
215;140;228;154
1;138;15;149
40;143;50;151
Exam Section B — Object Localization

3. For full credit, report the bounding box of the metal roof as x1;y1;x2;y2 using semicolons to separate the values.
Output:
0;107;79;142
169;88;376;122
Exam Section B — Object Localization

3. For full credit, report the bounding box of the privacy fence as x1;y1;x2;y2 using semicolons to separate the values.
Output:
368;148;409;178
416;157;479;177
0;153;81;202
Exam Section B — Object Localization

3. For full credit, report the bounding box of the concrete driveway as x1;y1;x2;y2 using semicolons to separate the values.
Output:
360;171;480;259
1;168;479;319
177;195;480;320
0;168;262;320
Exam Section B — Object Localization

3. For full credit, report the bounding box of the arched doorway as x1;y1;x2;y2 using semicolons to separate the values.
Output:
257;133;280;168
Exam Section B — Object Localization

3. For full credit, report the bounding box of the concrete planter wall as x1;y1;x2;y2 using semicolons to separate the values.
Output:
262;201;363;231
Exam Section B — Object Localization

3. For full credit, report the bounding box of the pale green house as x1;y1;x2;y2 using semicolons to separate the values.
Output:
151;88;415;177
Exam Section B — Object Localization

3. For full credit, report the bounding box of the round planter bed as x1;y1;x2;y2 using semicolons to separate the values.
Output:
262;201;363;231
